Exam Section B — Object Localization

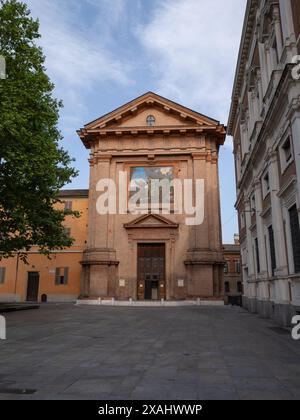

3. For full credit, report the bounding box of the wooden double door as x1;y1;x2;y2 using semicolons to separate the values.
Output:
26;272;40;302
137;244;166;300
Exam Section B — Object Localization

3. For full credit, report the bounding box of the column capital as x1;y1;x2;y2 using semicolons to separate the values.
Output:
253;177;262;189
265;40;270;51
269;150;278;163
272;4;281;23
244;198;251;208
96;154;112;163
192;152;207;160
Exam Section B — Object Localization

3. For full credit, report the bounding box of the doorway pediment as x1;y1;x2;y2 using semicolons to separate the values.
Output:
124;213;179;229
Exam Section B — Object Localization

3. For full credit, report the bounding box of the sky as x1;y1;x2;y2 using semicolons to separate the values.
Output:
24;0;247;244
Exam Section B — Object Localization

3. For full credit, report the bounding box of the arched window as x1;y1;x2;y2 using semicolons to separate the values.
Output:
147;115;156;127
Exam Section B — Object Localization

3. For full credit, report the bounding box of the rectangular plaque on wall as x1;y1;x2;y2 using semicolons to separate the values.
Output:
178;279;185;288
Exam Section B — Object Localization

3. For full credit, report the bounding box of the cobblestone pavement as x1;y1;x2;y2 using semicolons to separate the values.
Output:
0;304;299;400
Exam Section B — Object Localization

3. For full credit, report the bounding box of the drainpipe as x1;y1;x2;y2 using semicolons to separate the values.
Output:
14;253;20;302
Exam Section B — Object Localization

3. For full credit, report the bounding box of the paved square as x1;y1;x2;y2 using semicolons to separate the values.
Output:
0;305;299;400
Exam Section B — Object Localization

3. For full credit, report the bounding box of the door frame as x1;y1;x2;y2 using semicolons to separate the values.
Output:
26;272;40;302
137;243;166;301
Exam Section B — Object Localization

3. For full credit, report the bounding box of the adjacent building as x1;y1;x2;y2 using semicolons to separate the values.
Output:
228;0;300;325
0;190;88;302
223;236;243;306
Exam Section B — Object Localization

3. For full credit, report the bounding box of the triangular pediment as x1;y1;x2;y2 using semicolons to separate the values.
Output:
83;92;219;130
77;92;226;149
112;106;191;128
124;213;179;229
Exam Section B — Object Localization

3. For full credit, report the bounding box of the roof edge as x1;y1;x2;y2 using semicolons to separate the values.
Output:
227;0;258;135
58;189;89;198
82;91;222;130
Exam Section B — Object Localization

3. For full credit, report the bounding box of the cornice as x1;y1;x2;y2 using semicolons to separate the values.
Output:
236;65;294;192
79;125;226;149
78;92;226;149
227;0;259;135
88;150;220;165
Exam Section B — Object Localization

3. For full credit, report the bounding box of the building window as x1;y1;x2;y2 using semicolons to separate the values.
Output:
251;194;256;215
55;268;69;285
255;238;261;274
268;225;277;276
225;282;230;293
280;136;293;172
235;260;241;274
262;171;270;198
240;212;245;229
146;115;156;127
291;0;300;40
283;137;292;162
224;262;229;274
271;38;279;66
64;201;73;211
64;228;71;237
0;267;6;284
289;205;300;274
237;281;243;294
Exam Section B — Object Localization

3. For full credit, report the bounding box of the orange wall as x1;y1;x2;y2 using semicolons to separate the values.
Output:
0;196;88;302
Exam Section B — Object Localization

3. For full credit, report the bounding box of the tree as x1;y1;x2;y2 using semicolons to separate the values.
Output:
0;0;79;262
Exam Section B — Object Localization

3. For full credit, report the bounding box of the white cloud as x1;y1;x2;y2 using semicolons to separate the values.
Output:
137;0;246;128
85;0;127;27
21;0;135;187
24;0;132;91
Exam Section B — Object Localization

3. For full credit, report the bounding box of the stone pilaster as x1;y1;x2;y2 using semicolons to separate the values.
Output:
290;113;300;204
254;179;268;279
244;199;255;279
269;152;289;276
273;5;283;58
82;154;119;298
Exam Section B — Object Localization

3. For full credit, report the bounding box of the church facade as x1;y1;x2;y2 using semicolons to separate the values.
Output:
78;92;226;301
0;93;226;303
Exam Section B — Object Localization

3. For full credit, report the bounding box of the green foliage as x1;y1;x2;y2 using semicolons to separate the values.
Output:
0;0;79;261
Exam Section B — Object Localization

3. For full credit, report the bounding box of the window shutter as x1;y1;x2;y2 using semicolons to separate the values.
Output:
289;205;300;273
268;226;277;276
65;201;73;211
224;262;229;274
0;268;5;284
64;268;69;285
55;268;60;285
64;228;71;237
255;238;260;274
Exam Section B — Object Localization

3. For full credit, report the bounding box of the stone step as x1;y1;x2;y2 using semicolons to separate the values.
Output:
0;304;40;313
76;299;225;307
